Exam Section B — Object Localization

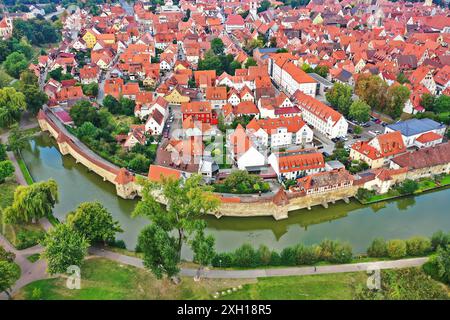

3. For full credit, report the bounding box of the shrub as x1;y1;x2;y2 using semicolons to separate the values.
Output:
270;251;281;266
257;245;272;266
16;229;45;250
280;247;297;266
330;242;353;264
431;230;450;251
107;239;126;249
386;239;407;259
367;238;388;257
233;244;258;267
406;236;431;256
396;179;419;195
295;244;318;265
211;252;233;268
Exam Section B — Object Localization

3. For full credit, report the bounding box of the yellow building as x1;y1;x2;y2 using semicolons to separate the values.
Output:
164;88;190;105
82;29;98;48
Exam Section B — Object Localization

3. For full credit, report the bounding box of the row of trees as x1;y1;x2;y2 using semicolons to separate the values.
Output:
212;239;353;268
213;170;270;194
326;82;371;123
355;74;410;119
12;18;59;46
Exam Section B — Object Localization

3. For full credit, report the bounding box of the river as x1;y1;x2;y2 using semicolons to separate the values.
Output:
22;134;450;259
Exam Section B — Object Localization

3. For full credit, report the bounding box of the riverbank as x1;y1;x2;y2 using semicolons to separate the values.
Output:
357;175;450;205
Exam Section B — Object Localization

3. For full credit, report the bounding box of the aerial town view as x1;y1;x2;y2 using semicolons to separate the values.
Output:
0;0;450;305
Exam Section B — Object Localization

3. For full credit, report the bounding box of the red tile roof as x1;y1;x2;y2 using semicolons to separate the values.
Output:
148;165;181;182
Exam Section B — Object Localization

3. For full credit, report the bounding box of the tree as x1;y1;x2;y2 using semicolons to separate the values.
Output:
3;179;58;224
349;99;371;123
133;174;220;279
367;238;388;257
119;97;135;116
258;0;271;12
81;83;99;97
0;160;15;183
397;179;418;195
41;223;89;275
198;50;223;73
0;246;15;263
211;38;225;55
0;261;20;299
20;84;48;115
190;222;216;268
386;239;407;259
433;245;450;284
244;57;258;69
405;236;431;256
431;230;450;251
77;121;98;139
355;74;388;111
69;100;99;127
0;87;26;128
0;142;7;161
396;72;410;84
420;93;435;111
3;52;28;78
433;95;450;114
103;95;121;114
129;154;150;173
137;223;180;279
325;83;352;116
385;84;410;119
12;18;59;46
7;124;28;152
67;201;122;244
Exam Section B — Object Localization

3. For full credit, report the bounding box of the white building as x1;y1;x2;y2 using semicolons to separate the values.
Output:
228;124;265;170
246;116;313;148
268;149;326;181
268;54;317;97
293;91;348;139
384;118;446;148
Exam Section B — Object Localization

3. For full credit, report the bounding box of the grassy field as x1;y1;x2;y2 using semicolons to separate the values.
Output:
16;258;256;300
16;153;34;185
0;180;45;249
222;272;367;300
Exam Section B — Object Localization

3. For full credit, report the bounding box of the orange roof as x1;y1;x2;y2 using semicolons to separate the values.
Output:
416;132;442;144
294;90;343;124
181;101;211;114
148;165;181;182
115;168;135;185
351;131;406;160
205;87;227;100
275;149;325;173
234;101;259;115
247;116;307;134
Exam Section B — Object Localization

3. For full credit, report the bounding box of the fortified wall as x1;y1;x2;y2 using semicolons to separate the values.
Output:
37;110;358;220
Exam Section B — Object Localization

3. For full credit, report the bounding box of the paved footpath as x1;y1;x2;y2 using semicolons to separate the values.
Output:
90;247;428;279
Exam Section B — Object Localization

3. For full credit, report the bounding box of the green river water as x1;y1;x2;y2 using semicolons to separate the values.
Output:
22;134;450;259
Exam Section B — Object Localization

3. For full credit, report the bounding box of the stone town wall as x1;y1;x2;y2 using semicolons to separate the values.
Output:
38;114;359;220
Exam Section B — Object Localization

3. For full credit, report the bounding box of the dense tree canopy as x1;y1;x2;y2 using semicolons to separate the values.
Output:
19;70;48;115
349;99;371;123
0;87;26;128
69;100;101;127
326;82;352;116
3;52;29;79
3;179;59;224
7;124;28;152
211;38;225;55
67;201;122;244
0;260;20;300
0;160;15;183
12;18;59;46
41;223;89;275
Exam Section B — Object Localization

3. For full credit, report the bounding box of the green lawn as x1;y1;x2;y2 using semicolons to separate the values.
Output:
416;179;437;192
16;153;34;185
16;258;255;300
221;272;367;300
439;175;450;186
27;253;41;263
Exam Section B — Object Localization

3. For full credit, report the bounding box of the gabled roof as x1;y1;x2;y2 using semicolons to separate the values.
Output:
386;119;445;137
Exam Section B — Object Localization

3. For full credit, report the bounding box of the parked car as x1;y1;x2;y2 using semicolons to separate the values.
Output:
322;151;331;158
374;119;382;124
348;128;354;134
381;122;388;127
353;135;361;139
374;130;381;134
362;122;371;127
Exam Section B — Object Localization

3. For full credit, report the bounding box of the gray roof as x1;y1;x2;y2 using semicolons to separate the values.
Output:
386;118;445;137
308;73;333;87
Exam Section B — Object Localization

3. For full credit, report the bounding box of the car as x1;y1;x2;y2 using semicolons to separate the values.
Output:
374;130;381;134
362;122;371;128
348;128;354;134
331;138;338;143
343;137;349;141
322;151;331;157
381;122;388;127
317;145;324;149
374;119;382;124
353;135;361;139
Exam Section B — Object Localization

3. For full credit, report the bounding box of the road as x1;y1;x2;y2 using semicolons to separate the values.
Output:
44;8;65;21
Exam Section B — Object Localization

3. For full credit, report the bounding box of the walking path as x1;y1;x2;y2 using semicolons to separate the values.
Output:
90;247;429;279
